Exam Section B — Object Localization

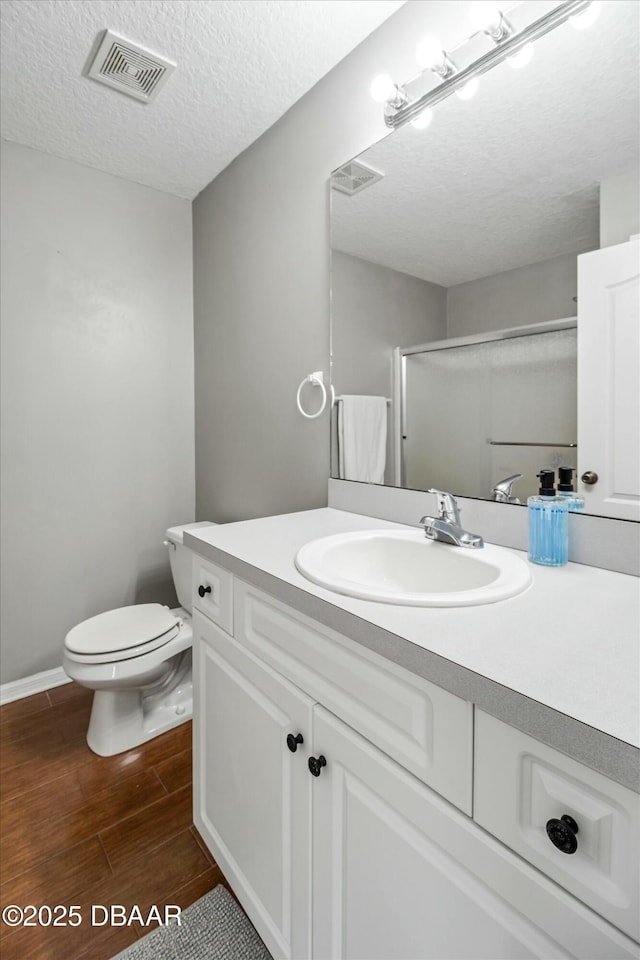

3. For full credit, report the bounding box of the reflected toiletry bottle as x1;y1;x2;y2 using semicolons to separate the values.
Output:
557;466;585;512
527;470;569;567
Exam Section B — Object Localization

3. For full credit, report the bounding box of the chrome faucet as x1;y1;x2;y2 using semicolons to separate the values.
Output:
492;473;523;503
420;489;484;549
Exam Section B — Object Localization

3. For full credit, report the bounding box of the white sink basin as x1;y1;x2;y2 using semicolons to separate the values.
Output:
295;529;531;607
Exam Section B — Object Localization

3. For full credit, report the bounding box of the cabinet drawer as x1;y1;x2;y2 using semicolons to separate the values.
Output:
474;710;640;942
192;555;233;634
234;580;472;814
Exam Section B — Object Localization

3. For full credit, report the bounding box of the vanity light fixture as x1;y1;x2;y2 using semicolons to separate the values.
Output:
369;74;407;107
410;107;434;130
570;0;602;29
455;77;480;100
507;42;535;69
416;35;457;77
417;34;480;101
469;2;513;41
375;0;595;131
469;3;536;70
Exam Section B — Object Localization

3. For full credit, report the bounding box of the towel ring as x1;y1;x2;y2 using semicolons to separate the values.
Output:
296;371;327;419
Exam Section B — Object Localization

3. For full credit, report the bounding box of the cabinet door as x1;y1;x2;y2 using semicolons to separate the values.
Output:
193;611;313;960
311;706;638;960
577;238;640;519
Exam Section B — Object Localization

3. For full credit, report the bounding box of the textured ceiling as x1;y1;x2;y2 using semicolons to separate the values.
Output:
0;0;404;199
331;0;640;287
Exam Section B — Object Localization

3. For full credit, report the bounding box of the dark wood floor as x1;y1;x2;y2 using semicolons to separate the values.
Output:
0;682;225;959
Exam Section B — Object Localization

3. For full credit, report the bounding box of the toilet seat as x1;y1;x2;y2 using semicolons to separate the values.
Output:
64;604;181;664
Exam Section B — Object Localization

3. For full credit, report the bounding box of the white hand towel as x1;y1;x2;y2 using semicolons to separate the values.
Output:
338;395;387;484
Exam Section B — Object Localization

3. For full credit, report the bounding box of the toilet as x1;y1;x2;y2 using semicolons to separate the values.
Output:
63;521;214;756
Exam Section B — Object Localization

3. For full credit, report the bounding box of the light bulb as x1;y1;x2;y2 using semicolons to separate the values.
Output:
410;107;433;131
416;34;445;71
507;42;535;69
469;1;503;34
570;1;601;30
455;77;480;101
370;74;396;104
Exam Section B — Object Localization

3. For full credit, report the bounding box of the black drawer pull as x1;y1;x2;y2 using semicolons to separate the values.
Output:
546;814;579;854
286;733;304;753
308;755;327;777
198;584;212;598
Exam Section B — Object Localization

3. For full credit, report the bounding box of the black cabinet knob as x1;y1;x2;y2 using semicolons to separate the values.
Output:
308;755;327;777
286;733;304;753
198;584;212;598
546;814;579;854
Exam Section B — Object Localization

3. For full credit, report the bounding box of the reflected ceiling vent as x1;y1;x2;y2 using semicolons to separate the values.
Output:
331;160;384;196
87;30;176;103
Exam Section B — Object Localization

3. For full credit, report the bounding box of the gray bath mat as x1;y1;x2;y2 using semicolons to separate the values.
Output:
112;884;273;960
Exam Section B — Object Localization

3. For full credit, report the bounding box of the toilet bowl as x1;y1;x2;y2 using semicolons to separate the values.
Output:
63;521;214;756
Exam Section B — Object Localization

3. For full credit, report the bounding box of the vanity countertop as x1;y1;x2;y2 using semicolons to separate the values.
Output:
186;508;640;791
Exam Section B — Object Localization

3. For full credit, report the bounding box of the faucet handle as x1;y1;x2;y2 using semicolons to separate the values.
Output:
427;488;460;524
492;473;523;503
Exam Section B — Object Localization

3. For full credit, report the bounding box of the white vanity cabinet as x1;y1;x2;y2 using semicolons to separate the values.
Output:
192;560;640;960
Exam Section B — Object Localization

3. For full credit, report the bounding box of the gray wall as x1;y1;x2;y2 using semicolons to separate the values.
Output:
600;168;640;248
331;251;446;483
193;1;463;522
331;251;446;394
0;142;194;684
446;252;579;339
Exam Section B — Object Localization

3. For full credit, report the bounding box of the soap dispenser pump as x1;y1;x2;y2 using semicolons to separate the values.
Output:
527;469;569;567
557;466;585;512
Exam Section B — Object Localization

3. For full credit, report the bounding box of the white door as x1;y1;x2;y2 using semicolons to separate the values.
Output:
193;611;313;960
311;706;637;960
577;238;640;519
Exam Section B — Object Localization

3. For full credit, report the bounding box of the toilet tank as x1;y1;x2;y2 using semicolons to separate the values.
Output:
164;521;216;613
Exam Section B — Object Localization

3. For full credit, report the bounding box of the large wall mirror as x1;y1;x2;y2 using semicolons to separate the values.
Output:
330;0;639;518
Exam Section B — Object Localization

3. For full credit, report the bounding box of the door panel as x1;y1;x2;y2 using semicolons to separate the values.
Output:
578;239;640;519
193;612;312;960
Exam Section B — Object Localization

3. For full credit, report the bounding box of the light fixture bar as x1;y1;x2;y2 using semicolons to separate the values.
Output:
385;0;592;129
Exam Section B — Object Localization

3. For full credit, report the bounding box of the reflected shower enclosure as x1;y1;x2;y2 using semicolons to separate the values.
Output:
398;324;577;503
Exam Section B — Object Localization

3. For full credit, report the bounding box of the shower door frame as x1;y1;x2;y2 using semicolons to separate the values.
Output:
392;316;577;489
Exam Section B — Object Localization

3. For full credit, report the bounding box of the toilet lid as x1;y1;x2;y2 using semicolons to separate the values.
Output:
65;604;179;656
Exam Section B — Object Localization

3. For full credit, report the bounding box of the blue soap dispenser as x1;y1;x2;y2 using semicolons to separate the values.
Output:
557;466;585;512
527;469;569;567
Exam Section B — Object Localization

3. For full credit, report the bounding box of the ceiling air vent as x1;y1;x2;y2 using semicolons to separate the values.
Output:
331;160;384;196
87;30;176;103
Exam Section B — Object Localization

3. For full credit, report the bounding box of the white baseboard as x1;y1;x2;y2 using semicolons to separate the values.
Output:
0;666;71;705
